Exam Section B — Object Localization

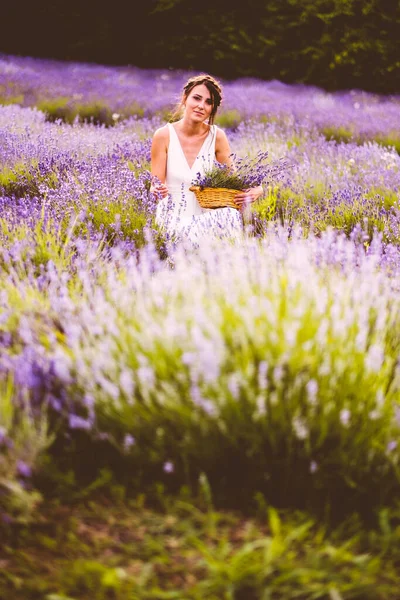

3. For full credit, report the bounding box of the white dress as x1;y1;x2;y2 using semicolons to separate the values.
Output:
155;123;243;242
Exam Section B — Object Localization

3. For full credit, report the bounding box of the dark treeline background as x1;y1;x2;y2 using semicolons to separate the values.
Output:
3;0;400;93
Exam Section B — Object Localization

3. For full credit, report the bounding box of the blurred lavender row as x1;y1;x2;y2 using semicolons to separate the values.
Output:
1;53;400;146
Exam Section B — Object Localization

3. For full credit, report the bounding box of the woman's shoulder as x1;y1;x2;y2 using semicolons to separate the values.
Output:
214;125;229;141
152;124;170;141
151;125;171;154
214;125;230;148
214;125;231;162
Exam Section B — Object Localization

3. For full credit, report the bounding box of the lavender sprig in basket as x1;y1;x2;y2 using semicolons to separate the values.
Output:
190;151;287;209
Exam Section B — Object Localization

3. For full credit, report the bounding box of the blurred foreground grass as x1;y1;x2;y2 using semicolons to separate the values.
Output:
1;494;400;600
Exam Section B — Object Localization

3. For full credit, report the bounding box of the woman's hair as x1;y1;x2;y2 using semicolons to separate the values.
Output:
171;73;223;125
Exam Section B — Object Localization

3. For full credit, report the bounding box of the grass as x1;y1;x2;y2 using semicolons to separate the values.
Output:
0;94;25;106
0;161;61;198
1;495;400;600
252;184;400;243
35;98;148;126
36;99;115;126
321;127;400;155
215;109;242;130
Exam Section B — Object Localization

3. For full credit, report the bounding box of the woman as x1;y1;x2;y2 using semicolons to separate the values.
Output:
150;73;263;242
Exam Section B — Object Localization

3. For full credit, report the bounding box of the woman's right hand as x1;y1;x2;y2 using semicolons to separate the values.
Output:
150;182;169;199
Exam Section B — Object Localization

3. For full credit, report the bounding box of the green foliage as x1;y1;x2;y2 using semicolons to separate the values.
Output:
2;0;399;93
61;560;131;599
146;0;400;93
322;127;400;154
120;102;146;120
37;98;147;126
194;507;382;599
0;94;24;106
0;210;81;275
37;98;115;126
73;102;114;126
0;376;50;523
321;126;355;145
0;161;60;198
36;97;72;122
215;109;242;130
1;499;400;599
374;134;400;155
0;163;38;198
253;184;400;244
81;196;148;247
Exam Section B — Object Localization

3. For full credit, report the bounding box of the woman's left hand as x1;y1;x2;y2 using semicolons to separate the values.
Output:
234;185;264;210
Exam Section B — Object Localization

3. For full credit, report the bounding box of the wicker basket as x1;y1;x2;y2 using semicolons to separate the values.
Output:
189;186;240;210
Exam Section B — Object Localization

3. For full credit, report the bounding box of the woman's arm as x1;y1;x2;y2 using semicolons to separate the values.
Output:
215;127;233;167
234;185;264;208
150;126;169;198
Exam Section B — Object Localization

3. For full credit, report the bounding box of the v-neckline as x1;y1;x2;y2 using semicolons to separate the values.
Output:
170;123;211;171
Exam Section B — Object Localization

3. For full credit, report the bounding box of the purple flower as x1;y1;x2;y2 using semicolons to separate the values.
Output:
123;434;136;450
69;414;92;430
17;460;32;478
191;151;288;191
0;427;6;445
163;461;174;474
1;513;13;525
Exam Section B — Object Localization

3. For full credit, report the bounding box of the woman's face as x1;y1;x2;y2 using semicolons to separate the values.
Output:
184;84;213;122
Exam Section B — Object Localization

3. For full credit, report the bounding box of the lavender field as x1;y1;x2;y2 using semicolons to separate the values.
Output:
1;54;400;599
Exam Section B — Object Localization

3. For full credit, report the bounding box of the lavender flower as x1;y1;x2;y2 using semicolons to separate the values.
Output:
191;151;288;190
123;434;136;451
17;461;32;478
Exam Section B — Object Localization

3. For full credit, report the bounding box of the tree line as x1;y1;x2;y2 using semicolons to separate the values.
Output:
2;0;399;93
